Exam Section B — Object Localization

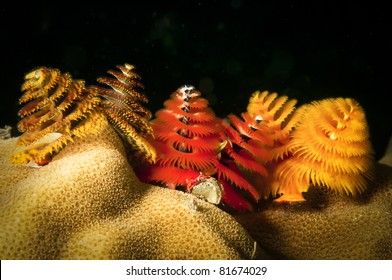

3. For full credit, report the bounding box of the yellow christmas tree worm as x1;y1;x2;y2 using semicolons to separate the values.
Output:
273;97;374;202
11;63;155;165
241;90;301;199
11;66;106;164
243;92;374;202
90;64;156;164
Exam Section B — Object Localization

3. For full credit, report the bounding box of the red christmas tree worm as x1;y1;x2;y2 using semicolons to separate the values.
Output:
135;85;263;211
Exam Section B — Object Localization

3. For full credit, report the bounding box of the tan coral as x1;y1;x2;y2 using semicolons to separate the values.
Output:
0;123;265;260
235;161;392;259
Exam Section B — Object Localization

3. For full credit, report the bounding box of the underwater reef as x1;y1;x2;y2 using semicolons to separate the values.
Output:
0;64;391;259
0;124;263;259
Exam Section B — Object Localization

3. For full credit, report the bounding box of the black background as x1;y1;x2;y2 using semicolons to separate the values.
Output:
1;1;390;160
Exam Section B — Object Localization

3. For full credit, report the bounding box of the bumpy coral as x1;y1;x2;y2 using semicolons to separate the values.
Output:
11;66;107;164
235;161;392;259
0;123;264;260
273;97;374;202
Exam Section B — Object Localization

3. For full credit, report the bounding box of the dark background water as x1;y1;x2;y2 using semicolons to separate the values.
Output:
1;1;390;160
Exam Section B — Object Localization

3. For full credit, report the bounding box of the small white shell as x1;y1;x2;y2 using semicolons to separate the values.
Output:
191;176;223;205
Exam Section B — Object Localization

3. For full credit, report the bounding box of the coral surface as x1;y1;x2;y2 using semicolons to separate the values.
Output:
235;137;392;259
0;124;263;259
